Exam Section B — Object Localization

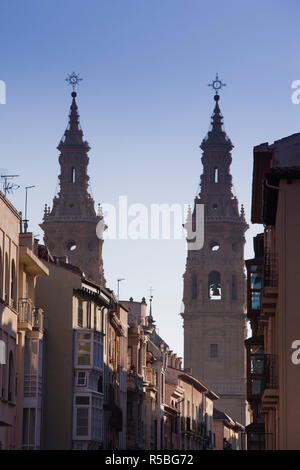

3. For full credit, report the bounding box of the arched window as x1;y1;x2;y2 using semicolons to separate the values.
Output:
0;247;3;299
8;351;14;402
71;167;76;183
214;167;219;183
208;271;221;300
5;253;9;303
11;260;17;308
192;274;198;299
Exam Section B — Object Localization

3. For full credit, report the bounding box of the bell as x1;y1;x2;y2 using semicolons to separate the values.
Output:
212;285;220;296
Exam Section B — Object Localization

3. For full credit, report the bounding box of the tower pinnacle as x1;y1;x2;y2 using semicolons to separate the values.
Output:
58;90;89;149
201;92;233;150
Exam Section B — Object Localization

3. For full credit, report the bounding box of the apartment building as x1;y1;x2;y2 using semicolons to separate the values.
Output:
0;191;48;449
247;133;300;449
35;254;128;450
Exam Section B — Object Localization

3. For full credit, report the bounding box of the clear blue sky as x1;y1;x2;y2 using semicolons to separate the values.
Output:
1;0;300;358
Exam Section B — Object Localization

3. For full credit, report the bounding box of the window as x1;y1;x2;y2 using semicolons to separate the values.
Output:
2;348;7;399
92;396;102;441
210;242;220;252
93;336;103;369
192;274;198;299
71;167;76;183
0;339;5;365
10;260;16;308
78;341;91;366
67;241;77;252
214;167;219;183
208;271;221;300
76;407;89;436
249;265;262;311
87;301;91;329
77;371;87;386
78;299;83;327
5;253;9;303
210;344;218;358
93;304;97;330
22;408;36;449
76;395;90;405
8;351;14;401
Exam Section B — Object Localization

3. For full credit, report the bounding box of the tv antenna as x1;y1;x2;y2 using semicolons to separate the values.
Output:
1;174;20;196
23;185;35;233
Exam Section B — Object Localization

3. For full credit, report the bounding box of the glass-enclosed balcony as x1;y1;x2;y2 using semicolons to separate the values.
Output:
248;352;278;398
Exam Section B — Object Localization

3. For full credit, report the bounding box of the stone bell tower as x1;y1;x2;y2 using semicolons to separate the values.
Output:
182;81;248;425
40;88;106;285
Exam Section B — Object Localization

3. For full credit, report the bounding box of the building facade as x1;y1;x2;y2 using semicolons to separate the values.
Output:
0;192;48;450
247;134;300;449
35;255;128;449
182;92;248;425
213;408;244;450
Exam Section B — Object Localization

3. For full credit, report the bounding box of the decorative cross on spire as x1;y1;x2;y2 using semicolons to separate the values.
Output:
148;286;155;318
65;72;83;91
148;286;155;299
208;73;226;95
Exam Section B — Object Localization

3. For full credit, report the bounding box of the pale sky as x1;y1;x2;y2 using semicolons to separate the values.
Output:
1;0;300;357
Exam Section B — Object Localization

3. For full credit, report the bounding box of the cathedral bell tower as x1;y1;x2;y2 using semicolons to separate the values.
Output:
40;86;106;285
182;77;248;425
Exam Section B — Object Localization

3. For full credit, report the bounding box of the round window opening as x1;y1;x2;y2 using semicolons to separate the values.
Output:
67;241;77;252
210;243;220;252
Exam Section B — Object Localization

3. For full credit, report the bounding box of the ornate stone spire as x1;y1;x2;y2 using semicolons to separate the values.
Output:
58;91;90;150
201;94;233;150
40;84;106;286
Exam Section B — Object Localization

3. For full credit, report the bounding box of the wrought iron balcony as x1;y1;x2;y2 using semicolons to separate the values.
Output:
263;250;278;288
249;353;278;398
264;354;278;390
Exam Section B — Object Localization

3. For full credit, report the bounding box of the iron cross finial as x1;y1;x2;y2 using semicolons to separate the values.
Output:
208;73;226;95
65;72;83;91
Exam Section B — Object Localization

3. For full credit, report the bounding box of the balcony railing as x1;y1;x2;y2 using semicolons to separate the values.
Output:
18;298;33;324
264;354;279;389
32;307;44;332
245;432;273;450
264;250;278;288
249;353;278;397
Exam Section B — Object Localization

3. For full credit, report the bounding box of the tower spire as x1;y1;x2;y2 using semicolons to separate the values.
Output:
201;73;233;150
58;91;90;149
201;94;233;150
58;72;88;149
